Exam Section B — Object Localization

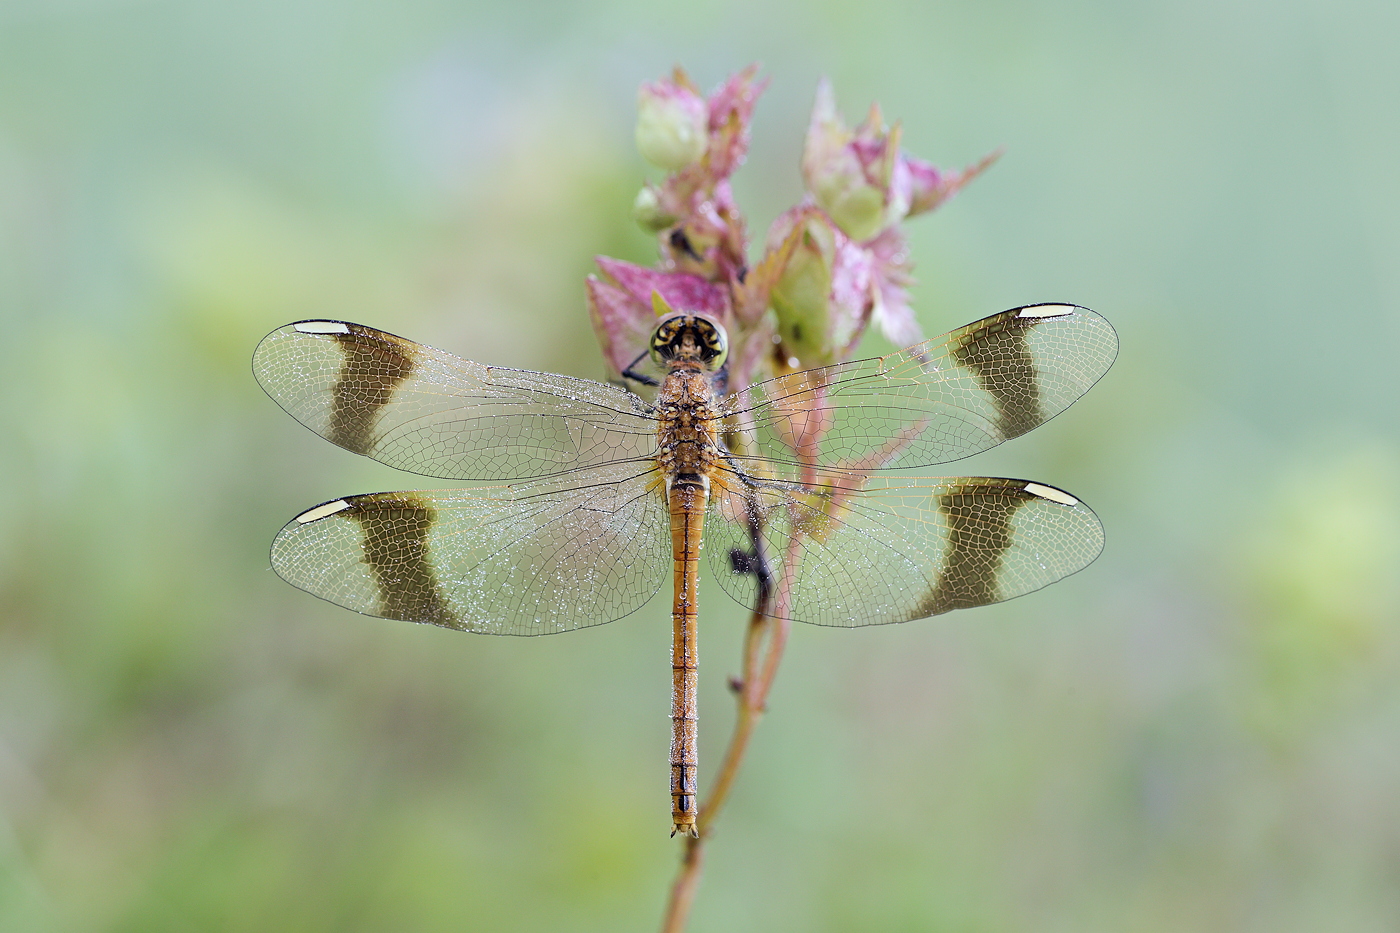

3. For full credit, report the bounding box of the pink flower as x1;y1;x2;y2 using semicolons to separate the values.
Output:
864;225;922;349
801;78;1000;242
701;64;765;183
801;79;908;243
761;205;923;366
596;67;997;385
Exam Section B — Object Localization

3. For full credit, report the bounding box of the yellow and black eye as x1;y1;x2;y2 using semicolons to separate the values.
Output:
694;318;729;369
649;314;729;371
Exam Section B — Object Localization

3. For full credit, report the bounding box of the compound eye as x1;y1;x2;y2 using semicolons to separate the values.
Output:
648;316;684;368
696;320;729;370
647;313;730;370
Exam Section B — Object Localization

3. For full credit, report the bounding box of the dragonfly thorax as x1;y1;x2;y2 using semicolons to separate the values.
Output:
654;365;724;488
649;313;728;372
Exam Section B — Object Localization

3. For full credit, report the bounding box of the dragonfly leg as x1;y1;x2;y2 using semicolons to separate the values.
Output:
621;348;660;388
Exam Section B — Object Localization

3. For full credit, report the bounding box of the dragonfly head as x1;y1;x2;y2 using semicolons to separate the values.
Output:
649;313;729;372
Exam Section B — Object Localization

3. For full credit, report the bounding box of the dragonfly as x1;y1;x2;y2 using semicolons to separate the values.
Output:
253;303;1117;836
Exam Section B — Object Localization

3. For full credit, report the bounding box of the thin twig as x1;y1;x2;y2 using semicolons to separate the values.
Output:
659;834;704;933
699;612;771;832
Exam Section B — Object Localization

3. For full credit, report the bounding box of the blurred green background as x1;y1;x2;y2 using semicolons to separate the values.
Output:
2;0;1398;930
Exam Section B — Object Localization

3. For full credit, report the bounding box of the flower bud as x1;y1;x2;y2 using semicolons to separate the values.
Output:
636;78;708;171
632;184;677;232
766;207;872;367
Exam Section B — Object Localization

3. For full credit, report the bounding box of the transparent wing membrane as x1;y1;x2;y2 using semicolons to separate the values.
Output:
270;464;671;635
725;304;1117;478
253;320;657;481
707;474;1104;627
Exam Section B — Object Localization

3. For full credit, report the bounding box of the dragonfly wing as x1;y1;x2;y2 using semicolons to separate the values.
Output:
271;464;671;635
727;304;1117;477
253;321;657;480
707;474;1104;627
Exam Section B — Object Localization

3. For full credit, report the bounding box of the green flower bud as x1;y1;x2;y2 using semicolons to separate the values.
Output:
636;80;709;171
632;185;677;232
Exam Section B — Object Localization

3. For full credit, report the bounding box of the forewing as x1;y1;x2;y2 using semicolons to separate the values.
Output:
726;305;1117;478
253;321;657;480
707;474;1103;627
270;464;671;635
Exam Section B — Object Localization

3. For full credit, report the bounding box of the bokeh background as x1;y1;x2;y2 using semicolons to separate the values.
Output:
3;1;1398;931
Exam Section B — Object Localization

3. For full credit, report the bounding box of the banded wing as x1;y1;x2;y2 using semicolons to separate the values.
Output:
253;321;657;481
726;304;1117;478
270;463;672;635
706;474;1103;627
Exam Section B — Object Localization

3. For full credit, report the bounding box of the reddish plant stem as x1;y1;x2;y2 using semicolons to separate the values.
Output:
659;835;704;933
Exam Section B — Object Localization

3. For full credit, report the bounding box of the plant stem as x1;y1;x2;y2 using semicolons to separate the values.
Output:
659;834;704;933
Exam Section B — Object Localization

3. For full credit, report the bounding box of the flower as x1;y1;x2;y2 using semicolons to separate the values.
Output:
801;79;908;243
599;67;996;388
763;206;925;368
801;79;1000;243
864;225;922;349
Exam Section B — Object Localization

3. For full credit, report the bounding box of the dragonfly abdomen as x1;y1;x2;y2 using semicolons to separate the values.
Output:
667;479;705;837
